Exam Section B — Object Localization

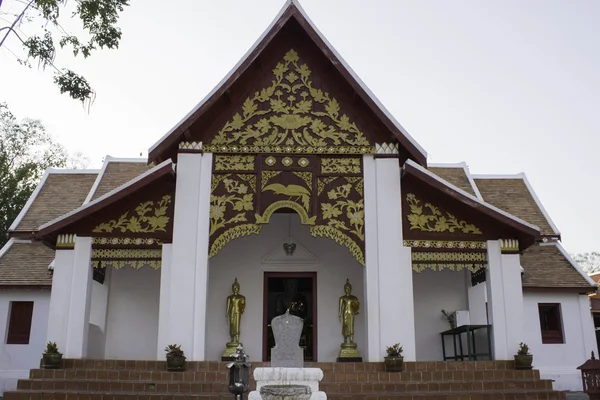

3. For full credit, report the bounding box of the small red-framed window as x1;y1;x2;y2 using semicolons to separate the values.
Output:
6;301;34;345
538;303;564;344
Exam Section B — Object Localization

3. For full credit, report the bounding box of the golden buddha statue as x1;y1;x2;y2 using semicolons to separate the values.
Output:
222;278;246;360
337;279;362;361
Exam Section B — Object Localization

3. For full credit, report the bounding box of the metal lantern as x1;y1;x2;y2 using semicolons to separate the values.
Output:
227;344;252;400
578;351;600;399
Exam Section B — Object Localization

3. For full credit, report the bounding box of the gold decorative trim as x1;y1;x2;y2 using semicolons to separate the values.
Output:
92;248;162;260
214;155;255;171
412;252;487;262
406;193;482;234
92;260;161;270
292;171;313;192
56;234;76;249
206;49;373;155
265;156;277;166
236;174;257;194
375;143;399;154
92;237;162;246
261;170;281;190
317;176;337;196
93;195;172;233
179;141;203;151
256;200;316;225
282;157;293;167
412;263;487;273
500;239;519;254
203;144;374;154
310;225;365;266
403;240;487;249
321;183;364;240
209;224;262;258
298;157;309;167
344;176;364;195
210;177;254;236
321;157;361;174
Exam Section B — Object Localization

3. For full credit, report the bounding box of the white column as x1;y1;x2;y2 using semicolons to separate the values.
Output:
578;295;598;360
193;153;213;360
65;236;93;358
485;240;524;359
157;244;172;359
362;155;381;362
168;153;203;357
467;282;488;325
46;248;75;352
87;267;111;358
375;157;416;361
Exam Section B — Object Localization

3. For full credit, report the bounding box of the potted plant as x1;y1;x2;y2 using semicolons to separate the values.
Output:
441;309;456;329
384;343;404;372
41;341;62;369
514;342;533;370
165;344;186;371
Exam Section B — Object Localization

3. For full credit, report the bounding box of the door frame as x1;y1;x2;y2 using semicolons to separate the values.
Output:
262;271;318;361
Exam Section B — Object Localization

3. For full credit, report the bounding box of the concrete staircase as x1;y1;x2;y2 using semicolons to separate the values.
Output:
4;359;566;399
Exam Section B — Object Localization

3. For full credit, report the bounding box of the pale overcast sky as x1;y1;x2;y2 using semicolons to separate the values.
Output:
1;0;598;254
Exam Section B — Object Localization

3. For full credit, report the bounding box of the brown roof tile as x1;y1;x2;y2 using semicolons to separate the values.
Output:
521;244;592;290
91;162;150;201
428;166;476;196
473;178;556;236
0;241;54;286
13;173;97;233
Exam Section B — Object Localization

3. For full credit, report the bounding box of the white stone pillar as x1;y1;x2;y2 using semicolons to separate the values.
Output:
485;240;524;359
192;153;213;360
375;157;416;361
467;282;488;325
157;244;172;359
362;155;381;362
168;153;203;357
47;246;75;352
65;236;93;358
578;294;598;360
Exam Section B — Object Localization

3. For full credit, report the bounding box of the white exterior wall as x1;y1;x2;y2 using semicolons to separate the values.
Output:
0;290;50;394
413;269;469;360
87;269;111;359
206;214;366;362
104;267;160;360
523;291;598;391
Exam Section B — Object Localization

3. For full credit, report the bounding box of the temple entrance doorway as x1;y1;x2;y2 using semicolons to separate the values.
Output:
262;272;317;362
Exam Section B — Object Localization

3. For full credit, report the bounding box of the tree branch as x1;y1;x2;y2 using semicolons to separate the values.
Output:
0;0;34;48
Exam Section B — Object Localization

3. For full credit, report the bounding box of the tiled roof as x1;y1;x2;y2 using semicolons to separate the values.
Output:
473;178;556;236
91;162;150;201
428;166;476;196
0;241;54;286
521;244;592;290
12;173;97;233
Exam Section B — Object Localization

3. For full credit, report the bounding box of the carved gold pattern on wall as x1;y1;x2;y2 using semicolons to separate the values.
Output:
56;234;76;248
406;193;481;234
210;175;255;236
91;248;162;270
214;155;255;171
261;170;281;190
92;195;172;233
92;237;162;246
403;240;487;249
412;252;486;262
321;157;361;174
92;260;161;270
204;49;374;155
412;263;487;273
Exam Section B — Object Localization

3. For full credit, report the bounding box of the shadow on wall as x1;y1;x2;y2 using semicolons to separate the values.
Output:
87;323;105;358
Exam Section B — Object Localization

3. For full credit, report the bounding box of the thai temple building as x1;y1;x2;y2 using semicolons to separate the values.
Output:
0;1;595;398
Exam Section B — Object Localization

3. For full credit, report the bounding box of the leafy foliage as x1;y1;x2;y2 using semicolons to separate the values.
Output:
572;252;600;274
0;103;83;247
517;342;530;356
0;0;130;104
44;341;60;354
385;343;403;357
164;344;185;358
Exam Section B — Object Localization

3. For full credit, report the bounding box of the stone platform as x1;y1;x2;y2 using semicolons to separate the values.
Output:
249;367;326;400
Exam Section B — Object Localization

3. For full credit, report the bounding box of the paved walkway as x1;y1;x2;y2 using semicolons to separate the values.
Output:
566;392;588;400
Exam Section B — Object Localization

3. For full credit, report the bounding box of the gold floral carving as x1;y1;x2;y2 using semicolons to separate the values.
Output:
317;177;337;195
214;155;255;171
406;193;481;234
236;174;257;193
298;157;309;167
56;234;75;248
412;263;487;273
93;195;172;233
344;176;364;195
292;171;313;193
255;200;316;225
263;183;311;210
321;183;364;240
403;240;487;249
209;223;262;258
92;237;162;246
210;177;254;235
265;156;277;166
261;170;281;190
411;252;486;262
321;157;361;174
92;248;162;260
92;260;161;270
310;225;365;266
205;49;373;154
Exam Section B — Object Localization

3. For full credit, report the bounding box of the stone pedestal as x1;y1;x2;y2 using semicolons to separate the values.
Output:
248;368;326;400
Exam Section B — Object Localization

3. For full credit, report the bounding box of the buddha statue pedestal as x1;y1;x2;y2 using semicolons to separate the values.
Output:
336;342;362;362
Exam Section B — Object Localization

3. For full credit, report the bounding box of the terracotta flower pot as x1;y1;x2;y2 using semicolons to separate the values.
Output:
384;356;404;372
514;354;533;370
41;353;63;369
166;355;186;371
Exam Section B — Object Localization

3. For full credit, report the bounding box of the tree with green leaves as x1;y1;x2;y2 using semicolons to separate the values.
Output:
0;0;129;106
0;102;85;247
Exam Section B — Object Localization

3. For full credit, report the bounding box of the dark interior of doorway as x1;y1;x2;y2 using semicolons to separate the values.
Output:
262;272;317;362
